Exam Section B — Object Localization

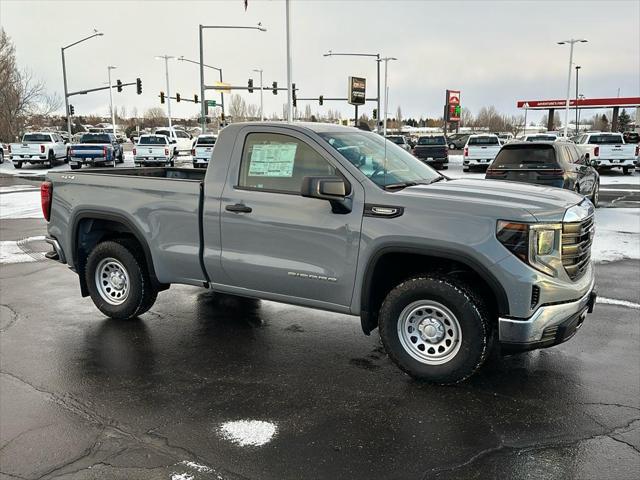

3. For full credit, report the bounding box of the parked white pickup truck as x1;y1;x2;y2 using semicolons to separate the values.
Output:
463;134;501;171
574;132;638;175
133;135;175;167
9;132;68;169
191;134;216;168
155;128;193;155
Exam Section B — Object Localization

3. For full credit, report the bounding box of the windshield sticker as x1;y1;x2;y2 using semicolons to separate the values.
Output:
248;143;297;177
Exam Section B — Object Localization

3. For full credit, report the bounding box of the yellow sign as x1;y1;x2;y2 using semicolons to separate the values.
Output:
214;82;232;93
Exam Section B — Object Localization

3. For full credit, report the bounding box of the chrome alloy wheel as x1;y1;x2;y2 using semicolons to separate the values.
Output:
397;300;462;365
95;257;130;305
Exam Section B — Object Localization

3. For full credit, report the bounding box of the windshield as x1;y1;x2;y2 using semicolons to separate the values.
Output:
492;145;559;169
468;136;499;146
139;136;167;145
23;134;51;142
589;134;624;144
80;134;111;144
318;131;441;189
155;130;171;138
526;135;556;142
197;137;216;146
386;136;405;145
418;136;445;146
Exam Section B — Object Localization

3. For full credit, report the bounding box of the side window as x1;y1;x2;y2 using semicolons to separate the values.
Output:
239;133;336;194
571;145;583;164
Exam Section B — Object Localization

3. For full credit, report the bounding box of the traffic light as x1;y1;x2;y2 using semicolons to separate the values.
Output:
116;80;122;92
69;104;75;115
194;94;199;103
272;81;278;95
176;93;181;103
292;83;297;108
372;108;377;120
160;91;165;104
136;78;142;95
319;95;323;106
248;79;254;93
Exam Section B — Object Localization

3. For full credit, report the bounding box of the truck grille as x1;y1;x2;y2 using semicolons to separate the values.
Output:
561;215;594;280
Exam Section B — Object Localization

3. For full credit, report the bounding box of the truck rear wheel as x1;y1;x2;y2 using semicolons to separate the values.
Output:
14;161;22;169
85;240;158;320
378;276;490;384
623;167;631;175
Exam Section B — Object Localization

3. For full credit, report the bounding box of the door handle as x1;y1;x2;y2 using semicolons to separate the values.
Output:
225;203;252;213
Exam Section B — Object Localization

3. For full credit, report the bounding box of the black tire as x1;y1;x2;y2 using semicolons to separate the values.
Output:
48;151;55;168
462;166;469;172
378;276;490;384
85;239;158;320
70;163;81;170
0;150;4;164
449;143;456;150
591;181;600;207
118;150;124;163
65;148;70;163
623;167;631;175
14;161;22;169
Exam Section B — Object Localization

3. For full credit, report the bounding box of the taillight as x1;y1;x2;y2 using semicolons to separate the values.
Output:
464;147;469;157
635;146;639;156
538;169;564;176
103;146;107;158
41;181;52;222
165;148;169;156
133;147;136;155
40;145;45;154
593;146;599;157
8;145;11;153
191;148;196;155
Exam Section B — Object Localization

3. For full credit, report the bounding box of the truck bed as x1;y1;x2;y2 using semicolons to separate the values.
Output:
47;167;207;286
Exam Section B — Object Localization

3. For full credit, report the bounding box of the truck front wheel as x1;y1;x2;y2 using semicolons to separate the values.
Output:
85;240;158;320
378;276;490;384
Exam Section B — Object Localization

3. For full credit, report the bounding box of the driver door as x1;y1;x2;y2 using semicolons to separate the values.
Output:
218;128;364;309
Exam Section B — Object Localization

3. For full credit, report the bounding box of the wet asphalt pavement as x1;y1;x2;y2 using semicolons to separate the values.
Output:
1;177;639;479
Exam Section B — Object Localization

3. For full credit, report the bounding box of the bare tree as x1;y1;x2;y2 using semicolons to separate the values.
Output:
142;107;167;128
0;28;61;140
460;108;474;128
228;94;247;121
246;103;258;120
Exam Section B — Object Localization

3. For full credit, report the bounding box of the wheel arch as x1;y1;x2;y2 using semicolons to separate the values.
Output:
71;210;167;297
359;246;509;335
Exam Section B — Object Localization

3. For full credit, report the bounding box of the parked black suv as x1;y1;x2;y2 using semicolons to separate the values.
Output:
486;142;600;207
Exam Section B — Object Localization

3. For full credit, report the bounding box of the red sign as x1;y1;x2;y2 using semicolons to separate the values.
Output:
517;97;640;110
448;90;460;105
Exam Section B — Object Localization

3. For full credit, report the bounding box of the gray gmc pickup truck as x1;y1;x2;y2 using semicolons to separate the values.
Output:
43;122;597;383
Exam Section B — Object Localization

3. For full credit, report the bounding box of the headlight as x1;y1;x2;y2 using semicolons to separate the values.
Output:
497;221;562;277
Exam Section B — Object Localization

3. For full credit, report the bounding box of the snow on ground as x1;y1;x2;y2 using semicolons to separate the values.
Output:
218;420;277;447
597;297;640;309
0;188;42;219
0;236;45;264
592;208;640;263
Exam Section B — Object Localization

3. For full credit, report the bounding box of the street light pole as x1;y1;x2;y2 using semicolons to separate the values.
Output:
380;57;397;136
285;0;293;123
323;51;381;131
156;55;174;129
107;66;117;135
178;55;224;132
61;30;103;138
198;23;266;131
558;38;587;138
253;68;264;121
575;65;581;135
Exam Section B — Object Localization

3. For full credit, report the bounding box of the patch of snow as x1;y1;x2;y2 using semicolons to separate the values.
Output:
597;297;640;309
0;190;42;219
180;461;212;473
0;185;39;193
0;237;45;264
219;420;277;447
592;208;640;263
171;474;194;480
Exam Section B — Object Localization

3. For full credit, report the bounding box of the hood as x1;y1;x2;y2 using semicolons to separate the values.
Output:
399;178;583;222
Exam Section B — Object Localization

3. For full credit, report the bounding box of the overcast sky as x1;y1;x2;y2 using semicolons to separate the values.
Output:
1;0;639;122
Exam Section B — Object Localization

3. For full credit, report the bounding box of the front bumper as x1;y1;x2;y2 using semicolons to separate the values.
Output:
499;282;596;352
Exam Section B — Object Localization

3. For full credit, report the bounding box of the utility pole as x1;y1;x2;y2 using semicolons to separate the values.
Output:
61;30;103;137
156;55;174;129
107;66;117;135
557;38;587;137
285;0;293;123
253;68;264;121
575;65;581;135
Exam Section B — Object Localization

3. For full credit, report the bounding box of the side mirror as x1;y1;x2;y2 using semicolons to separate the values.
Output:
301;176;347;200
